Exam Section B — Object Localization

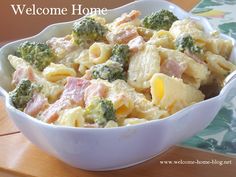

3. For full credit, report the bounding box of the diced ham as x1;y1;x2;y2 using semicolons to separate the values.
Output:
114;10;141;26
40;77;91;123
12;66;35;85
115;28;139;44
46;35;77;58
106;28;139;44
24;93;48;117
184;50;205;64
160;60;187;78
40;98;72;123
128;36;145;52
84;82;108;106
61;77;91;105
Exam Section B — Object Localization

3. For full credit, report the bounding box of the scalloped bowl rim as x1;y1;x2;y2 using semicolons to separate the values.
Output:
0;0;236;132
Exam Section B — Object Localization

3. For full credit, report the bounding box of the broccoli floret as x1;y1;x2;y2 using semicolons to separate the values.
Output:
110;44;130;68
16;41;55;71
85;98;116;126
142;10;178;31
175;35;203;54
91;60;125;82
9;79;39;110
72;17;107;46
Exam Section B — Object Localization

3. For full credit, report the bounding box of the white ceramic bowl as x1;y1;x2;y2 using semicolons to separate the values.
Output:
1;0;236;171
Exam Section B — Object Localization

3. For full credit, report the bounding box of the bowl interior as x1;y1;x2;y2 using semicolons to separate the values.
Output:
0;0;235;92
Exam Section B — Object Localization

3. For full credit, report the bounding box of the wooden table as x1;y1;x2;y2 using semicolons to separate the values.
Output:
1;0;235;176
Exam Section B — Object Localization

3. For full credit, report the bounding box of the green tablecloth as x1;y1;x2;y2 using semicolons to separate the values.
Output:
182;0;236;156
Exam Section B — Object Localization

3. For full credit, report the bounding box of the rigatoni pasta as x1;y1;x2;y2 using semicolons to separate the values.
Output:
89;42;112;64
128;44;161;91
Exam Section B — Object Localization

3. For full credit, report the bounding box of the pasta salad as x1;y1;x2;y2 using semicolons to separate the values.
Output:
8;9;236;128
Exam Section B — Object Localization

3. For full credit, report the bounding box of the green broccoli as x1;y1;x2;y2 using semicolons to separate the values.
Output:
175;35;203;54
110;44;130;68
142;10;178;31
85;98;116;126
72;17;107;46
9;79;40;110
91;60;125;82
16;41;55;71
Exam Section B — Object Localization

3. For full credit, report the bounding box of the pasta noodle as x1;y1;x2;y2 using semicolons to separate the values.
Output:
8;55;31;69
107;92;134;119
204;51;236;77
89;42;112;64
169;19;206;45
128;44;161;91
137;27;154;41
43;63;76;82
109;80;168;120
206;38;233;59
74;49;94;75
57;107;85;127
150;73;205;114
147;30;174;49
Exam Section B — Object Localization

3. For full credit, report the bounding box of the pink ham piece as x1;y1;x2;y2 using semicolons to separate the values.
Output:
12;66;35;85
24;93;48;117
40;77;91;123
184;50;205;64
160;60;187;78
106;28;139;44
40;98;72;123
114;10;141;26
46;35;77;58
128;36;145;52
115;28;139;44
84;82;108;106
61;77;91;105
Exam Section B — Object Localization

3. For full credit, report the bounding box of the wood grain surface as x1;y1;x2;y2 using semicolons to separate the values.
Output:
1;0;235;177
0;133;235;177
0;100;19;136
